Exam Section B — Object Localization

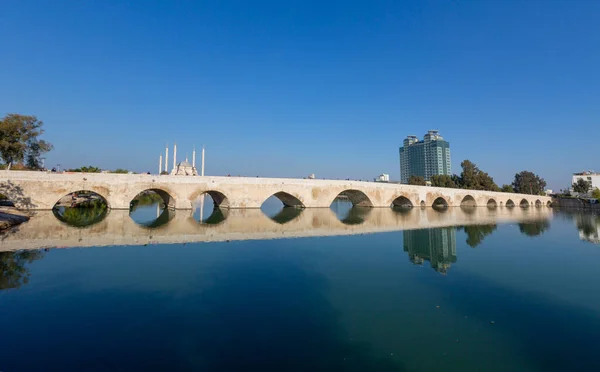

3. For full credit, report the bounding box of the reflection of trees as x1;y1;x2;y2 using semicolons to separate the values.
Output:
518;220;551;237
0;250;45;290
53;205;108;227
461;224;497;248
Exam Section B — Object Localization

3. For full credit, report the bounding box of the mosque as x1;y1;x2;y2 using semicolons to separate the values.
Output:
159;144;204;176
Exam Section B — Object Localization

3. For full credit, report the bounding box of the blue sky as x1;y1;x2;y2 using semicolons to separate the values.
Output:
1;0;598;189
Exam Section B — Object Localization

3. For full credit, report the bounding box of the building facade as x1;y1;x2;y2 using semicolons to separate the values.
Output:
572;171;600;193
399;130;451;183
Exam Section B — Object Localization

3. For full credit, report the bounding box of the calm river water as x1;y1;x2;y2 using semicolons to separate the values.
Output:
1;200;599;371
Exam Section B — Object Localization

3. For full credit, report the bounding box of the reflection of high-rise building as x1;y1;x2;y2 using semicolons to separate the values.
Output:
403;228;457;274
399;130;451;184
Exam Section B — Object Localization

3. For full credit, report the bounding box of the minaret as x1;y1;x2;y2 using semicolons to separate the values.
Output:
173;142;177;172
201;145;205;176
165;145;169;173
159;154;162;174
192;146;196;169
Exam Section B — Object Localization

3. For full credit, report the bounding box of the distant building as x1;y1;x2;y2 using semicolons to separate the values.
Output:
399;130;451;184
374;173;390;182
307;173;316;179
572;171;600;193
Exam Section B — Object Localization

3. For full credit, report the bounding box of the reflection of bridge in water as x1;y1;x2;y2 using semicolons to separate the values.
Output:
1;206;553;252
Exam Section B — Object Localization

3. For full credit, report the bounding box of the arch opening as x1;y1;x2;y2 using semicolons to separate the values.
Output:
130;190;174;228
391;196;413;209
520;199;530;208
535;200;542;208
193;191;230;225
331;190;374;208
506;199;515;208
546;200;552;207
261;193;304;224
460;195;477;207
487;199;498;209
432;197;449;210
52;190;109;227
420;200;426;208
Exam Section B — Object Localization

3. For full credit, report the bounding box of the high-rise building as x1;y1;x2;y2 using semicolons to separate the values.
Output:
399;130;451;184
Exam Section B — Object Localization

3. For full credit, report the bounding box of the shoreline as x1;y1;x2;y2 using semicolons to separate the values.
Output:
0;206;31;232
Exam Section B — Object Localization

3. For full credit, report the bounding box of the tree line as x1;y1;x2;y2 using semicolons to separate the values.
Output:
408;160;547;195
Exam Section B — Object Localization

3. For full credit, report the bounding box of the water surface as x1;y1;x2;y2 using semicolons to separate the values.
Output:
1;202;599;371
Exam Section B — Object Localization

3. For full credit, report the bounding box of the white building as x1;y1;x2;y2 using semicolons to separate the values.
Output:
572;171;600;193
375;174;390;182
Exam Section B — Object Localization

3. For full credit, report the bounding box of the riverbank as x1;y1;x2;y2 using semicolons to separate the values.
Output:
0;206;31;231
552;197;600;211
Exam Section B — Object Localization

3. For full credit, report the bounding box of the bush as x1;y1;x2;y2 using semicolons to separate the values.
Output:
592;188;600;201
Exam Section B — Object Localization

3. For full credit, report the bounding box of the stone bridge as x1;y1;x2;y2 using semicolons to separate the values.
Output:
0;171;552;210
0;206;553;252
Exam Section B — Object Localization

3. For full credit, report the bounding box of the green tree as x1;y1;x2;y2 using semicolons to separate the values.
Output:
572;178;591;194
592;188;600;201
430;175;457;188
113;168;129;174
68;166;101;173
512;171;547;195
500;184;514;193
0;114;53;170
458;160;500;191
408;175;426;186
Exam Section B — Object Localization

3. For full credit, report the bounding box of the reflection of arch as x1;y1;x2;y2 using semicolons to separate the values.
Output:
334;190;373;207
535;200;542;208
131;189;175;209
432;197;449;209
391;195;413;208
267;192;305;208
269;207;303;224
506;199;515;208
420;201;426;208
487;199;498;208
520;199;529;208
137;208;176;228
199;208;228;225
53;205;108;228
499;201;503;207
339;207;372;225
460;195;477;207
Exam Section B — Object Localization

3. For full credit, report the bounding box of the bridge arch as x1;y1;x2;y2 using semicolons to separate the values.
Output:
266;191;305;208
432;197;449;209
520;199;530;208
460;195;477;207
189;189;230;209
391;195;413;208
506;199;515;208
130;188;175;209
546;200;552;207
53;189;110;209
535;200;542;208
487;199;498;208
332;190;373;207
